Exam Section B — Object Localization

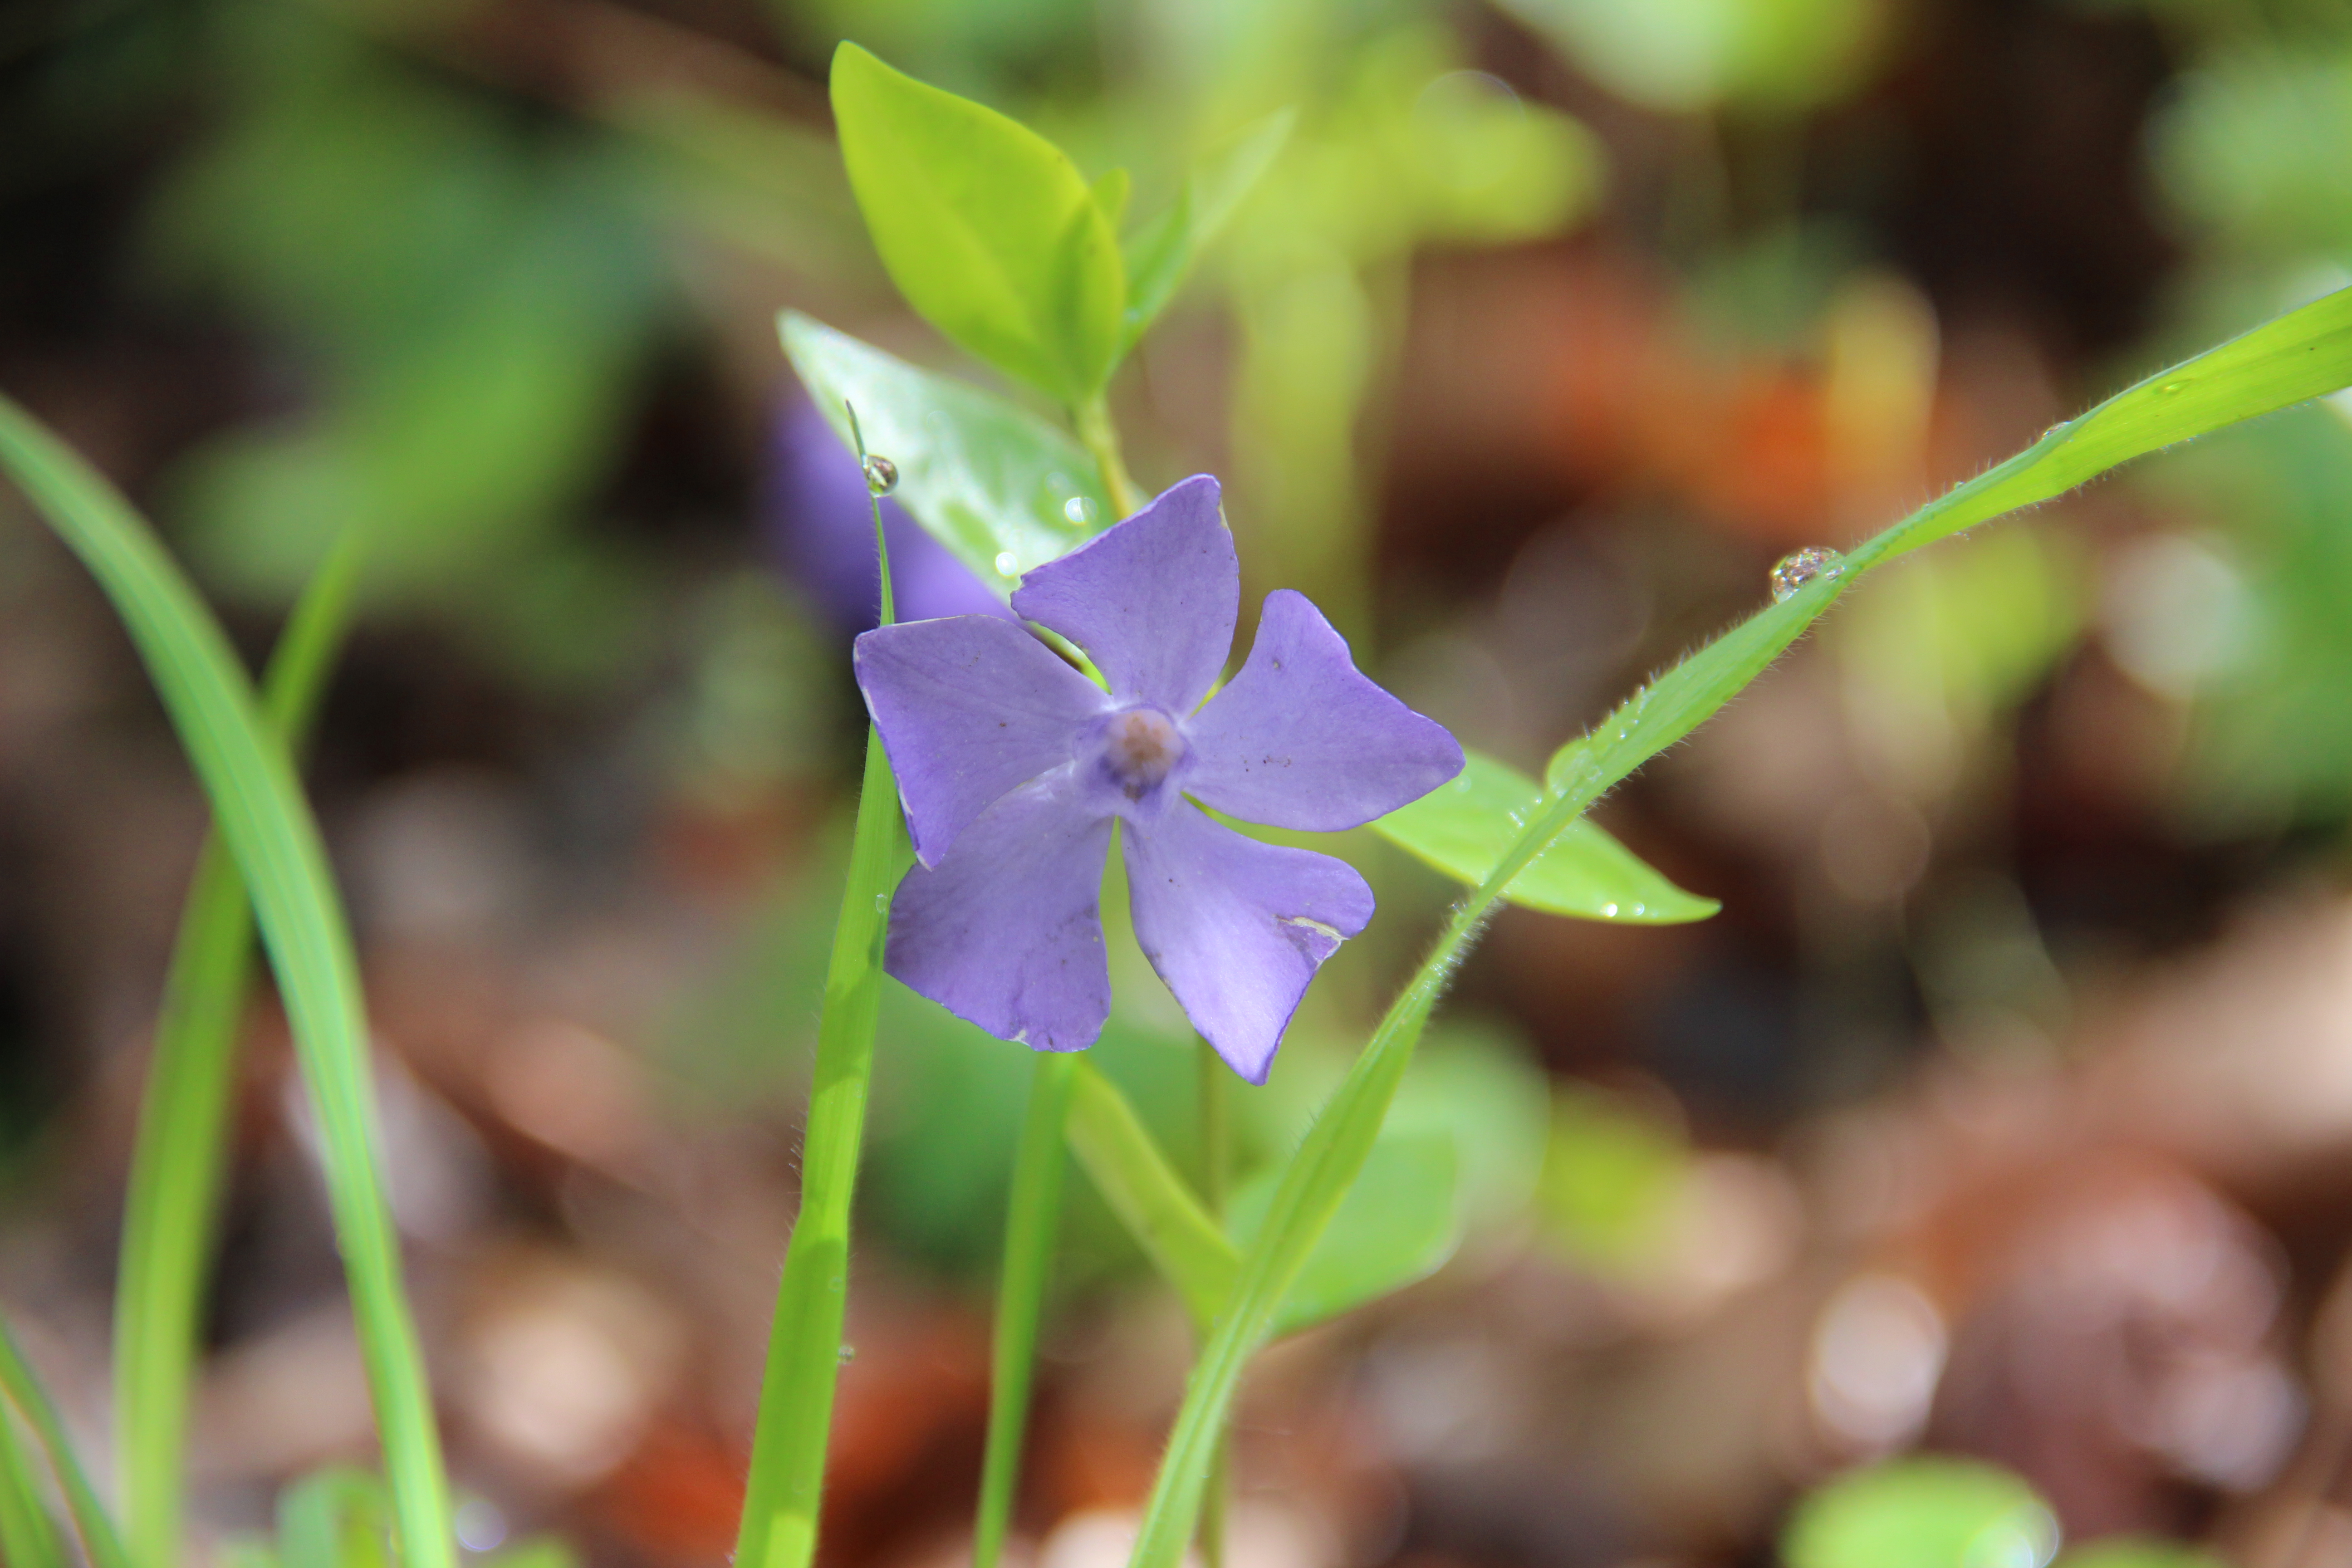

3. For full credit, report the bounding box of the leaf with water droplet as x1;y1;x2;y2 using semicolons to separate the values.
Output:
782;314;1115;598
1374;750;1718;923
861;454;898;495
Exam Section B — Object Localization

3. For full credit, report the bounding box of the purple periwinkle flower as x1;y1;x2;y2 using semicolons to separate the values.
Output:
852;475;1464;1083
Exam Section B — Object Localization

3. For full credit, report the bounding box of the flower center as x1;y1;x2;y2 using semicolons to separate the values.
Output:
1100;707;1186;800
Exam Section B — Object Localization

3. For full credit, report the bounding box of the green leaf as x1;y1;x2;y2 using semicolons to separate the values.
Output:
1378;750;1718;922
830;43;1125;404
0;397;455;1568
1784;1459;2058;1568
1122;110;1294;350
780;312;1117;596
1069;1064;1457;1337
2058;1541;2227;1568
1235;1133;1460;1338
1066;1059;1235;1327
732;449;912;1568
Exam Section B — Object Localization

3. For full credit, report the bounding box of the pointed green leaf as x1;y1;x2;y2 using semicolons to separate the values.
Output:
1122;110;1294;350
1379;750;1717;921
830;43;1125;404
1236;1133;1461;1338
1784;1460;2058;1568
780;312;1116;596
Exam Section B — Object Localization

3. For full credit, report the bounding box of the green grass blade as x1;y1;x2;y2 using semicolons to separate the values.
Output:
972;1052;1080;1568
0;1405;64;1568
1065;1061;1235;1327
115;534;363;1568
1858;282;2352;569
0;1314;128;1568
731;720;908;1568
0;396;454;1568
732;425;909;1568
1125;283;2352;1568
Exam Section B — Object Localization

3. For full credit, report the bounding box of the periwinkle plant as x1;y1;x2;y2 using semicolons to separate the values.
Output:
0;29;2348;1568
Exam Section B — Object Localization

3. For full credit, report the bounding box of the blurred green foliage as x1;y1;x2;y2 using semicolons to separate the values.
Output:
1784;1459;2060;1568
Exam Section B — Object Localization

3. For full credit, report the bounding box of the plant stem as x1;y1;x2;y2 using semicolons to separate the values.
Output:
732;409;908;1568
1194;1040;1230;1568
114;533;362;1568
1075;398;1145;518
972;1053;1080;1568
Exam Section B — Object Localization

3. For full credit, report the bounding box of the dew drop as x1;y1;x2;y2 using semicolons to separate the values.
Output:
1769;545;1847;603
862;454;899;495
874;893;889;912
1601;902;1619;918
838;1344;857;1364
2160;381;2184;394
1063;495;1099;527
995;551;1020;577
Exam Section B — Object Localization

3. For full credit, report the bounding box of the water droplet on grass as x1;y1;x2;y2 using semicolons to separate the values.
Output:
862;454;899;495
1770;546;1846;602
995;551;1019;577
1063;496;1098;526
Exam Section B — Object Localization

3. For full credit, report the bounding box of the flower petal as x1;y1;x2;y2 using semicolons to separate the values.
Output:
1187;590;1465;831
1011;475;1237;712
887;771;1115;1053
1123;800;1374;1083
855;615;1110;866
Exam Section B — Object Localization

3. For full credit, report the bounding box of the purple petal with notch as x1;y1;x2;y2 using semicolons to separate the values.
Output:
1123;800;1374;1083
855;616;1110;866
886;771;1115;1053
1187;589;1465;831
1011;475;1236;712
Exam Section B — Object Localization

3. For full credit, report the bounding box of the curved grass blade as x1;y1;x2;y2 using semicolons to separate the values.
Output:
731;412;911;1568
0;1314;128;1568
115;533;363;1568
972;1052;1080;1568
0;1406;64;1568
0;395;455;1568
1125;283;2352;1568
